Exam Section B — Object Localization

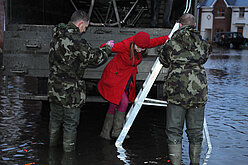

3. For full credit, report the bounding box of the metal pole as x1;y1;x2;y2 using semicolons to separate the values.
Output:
70;0;78;11
88;0;95;19
184;0;189;13
112;0;121;28
121;0;139;24
105;0;112;24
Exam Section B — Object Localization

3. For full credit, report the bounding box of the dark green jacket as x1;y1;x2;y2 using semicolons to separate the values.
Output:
159;25;212;109
48;22;111;108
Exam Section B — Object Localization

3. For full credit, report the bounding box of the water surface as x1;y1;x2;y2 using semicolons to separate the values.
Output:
0;48;247;164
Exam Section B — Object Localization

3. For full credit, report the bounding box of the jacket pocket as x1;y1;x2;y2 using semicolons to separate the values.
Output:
108;61;119;74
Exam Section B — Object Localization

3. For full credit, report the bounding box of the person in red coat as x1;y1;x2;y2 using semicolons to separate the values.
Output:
98;31;169;140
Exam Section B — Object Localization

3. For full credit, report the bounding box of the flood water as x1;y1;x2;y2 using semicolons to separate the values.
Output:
0;48;248;165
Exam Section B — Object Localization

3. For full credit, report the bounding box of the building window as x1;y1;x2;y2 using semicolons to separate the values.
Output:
216;28;224;33
217;8;225;16
237;27;243;35
239;8;245;18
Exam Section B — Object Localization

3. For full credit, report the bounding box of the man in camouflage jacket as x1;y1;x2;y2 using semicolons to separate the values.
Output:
48;10;112;152
159;13;212;165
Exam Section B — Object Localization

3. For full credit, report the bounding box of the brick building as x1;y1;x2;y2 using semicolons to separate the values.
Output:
198;0;248;41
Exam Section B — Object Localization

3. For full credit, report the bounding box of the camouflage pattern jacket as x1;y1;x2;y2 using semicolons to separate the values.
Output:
48;22;111;108
159;25;212;109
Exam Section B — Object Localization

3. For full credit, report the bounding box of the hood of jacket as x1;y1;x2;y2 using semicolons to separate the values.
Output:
172;25;202;51
52;21;80;38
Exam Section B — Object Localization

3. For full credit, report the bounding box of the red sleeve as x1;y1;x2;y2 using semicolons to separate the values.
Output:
100;43;106;48
101;36;133;53
111;36;133;53
148;35;169;48
112;41;127;53
100;42;126;53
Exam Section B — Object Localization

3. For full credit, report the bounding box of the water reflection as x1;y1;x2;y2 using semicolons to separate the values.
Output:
48;147;78;165
0;76;47;164
0;48;248;165
204;48;248;165
116;145;131;165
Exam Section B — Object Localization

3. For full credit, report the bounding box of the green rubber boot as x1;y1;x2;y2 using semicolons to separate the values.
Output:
112;111;129;139
63;133;76;152
189;144;202;165
49;129;60;147
49;120;61;147
100;113;114;140
168;144;182;165
61;151;77;165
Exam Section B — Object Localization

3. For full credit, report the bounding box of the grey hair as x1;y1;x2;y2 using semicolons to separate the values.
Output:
71;10;89;23
179;13;195;26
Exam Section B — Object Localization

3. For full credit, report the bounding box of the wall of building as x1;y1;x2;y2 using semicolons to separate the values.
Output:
200;7;213;40
231;7;248;38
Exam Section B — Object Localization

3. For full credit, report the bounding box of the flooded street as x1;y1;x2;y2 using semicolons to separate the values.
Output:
0;48;248;165
203;48;248;165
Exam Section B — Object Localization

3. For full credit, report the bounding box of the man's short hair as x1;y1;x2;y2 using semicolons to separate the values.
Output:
179;13;195;26
71;10;89;23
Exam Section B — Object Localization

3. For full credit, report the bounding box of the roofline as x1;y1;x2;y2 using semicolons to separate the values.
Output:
198;0;248;9
211;0;229;8
199;7;214;12
200;6;213;9
230;6;248;8
199;5;248;9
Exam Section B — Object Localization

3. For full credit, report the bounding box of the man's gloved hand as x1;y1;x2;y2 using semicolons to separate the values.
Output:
106;40;114;47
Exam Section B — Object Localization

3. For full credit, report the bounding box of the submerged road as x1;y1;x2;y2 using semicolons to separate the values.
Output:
0;47;247;165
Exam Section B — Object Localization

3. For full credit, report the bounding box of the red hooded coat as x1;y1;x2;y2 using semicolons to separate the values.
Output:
98;35;169;105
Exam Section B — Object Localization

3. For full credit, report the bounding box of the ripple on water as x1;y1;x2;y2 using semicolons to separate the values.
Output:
0;49;248;164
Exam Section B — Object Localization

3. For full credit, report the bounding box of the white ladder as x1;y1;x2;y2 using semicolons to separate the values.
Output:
115;22;212;165
115;23;180;147
115;0;212;163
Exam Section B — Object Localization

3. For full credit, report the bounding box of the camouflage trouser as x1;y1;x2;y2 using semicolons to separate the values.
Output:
165;103;204;145
49;103;81;135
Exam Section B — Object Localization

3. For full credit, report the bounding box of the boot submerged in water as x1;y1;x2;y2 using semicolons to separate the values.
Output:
49;129;60;147
189;144;202;165
112;111;130;139
168;144;182;165
100;113;114;140
63;133;76;152
49;121;61;147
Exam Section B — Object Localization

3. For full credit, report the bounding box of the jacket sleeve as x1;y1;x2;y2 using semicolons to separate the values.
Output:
159;39;173;68
79;41;112;67
149;35;169;48
111;41;128;53
100;38;129;53
201;40;212;64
